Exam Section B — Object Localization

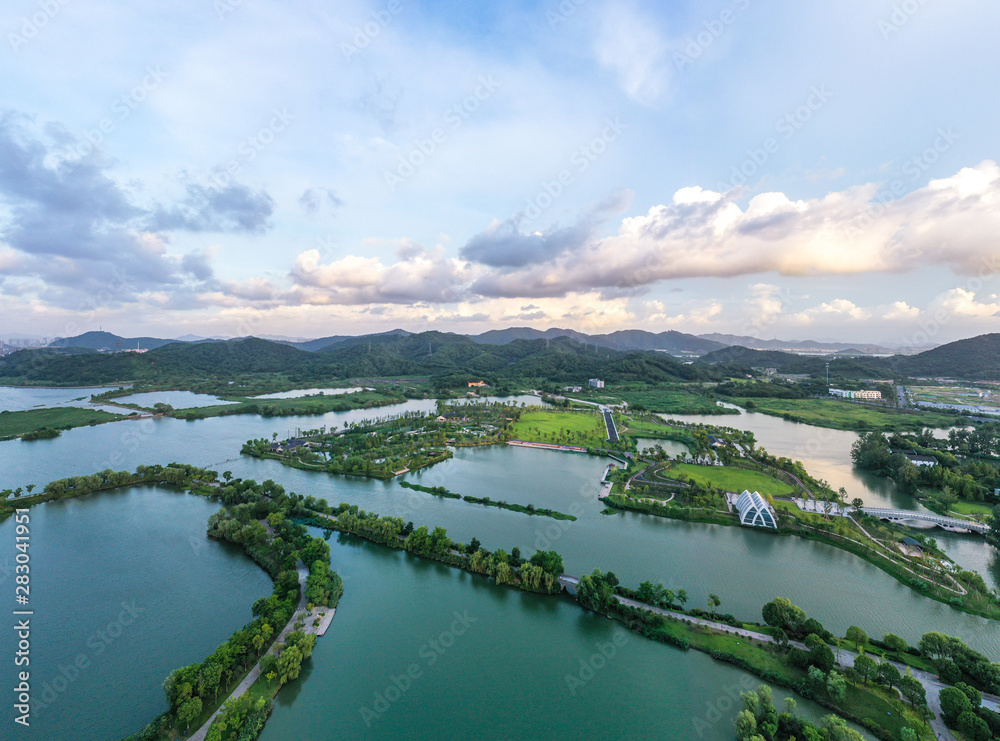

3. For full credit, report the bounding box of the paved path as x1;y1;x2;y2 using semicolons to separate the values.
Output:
558;576;956;740
186;561;332;740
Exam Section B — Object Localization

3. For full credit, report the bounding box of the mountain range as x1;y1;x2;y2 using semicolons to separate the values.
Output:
41;327;916;356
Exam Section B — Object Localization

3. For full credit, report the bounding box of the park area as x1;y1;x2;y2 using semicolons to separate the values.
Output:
741;398;956;431
657;462;797;497
0;406;128;441
511;409;609;447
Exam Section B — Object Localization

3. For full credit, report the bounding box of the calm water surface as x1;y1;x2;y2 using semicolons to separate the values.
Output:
1;395;993;739
0;385;121;412
0;486;272;741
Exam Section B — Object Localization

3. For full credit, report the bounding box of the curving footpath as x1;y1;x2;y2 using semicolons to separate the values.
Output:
558;576;959;741
187;563;332;741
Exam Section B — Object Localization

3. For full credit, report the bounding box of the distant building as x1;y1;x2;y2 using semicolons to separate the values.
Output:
589;378;605;389
889;448;937;468
735;490;777;529
467;381;488;387
829;388;881;400
564;386;583;393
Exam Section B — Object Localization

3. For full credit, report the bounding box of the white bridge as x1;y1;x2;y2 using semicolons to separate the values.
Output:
861;507;990;535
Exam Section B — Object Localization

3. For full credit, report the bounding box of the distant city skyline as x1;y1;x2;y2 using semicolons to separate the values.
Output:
2;1;999;345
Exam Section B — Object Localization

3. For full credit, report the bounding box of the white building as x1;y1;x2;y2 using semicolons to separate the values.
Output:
829;388;881;400
735;490;777;529
588;378;605;389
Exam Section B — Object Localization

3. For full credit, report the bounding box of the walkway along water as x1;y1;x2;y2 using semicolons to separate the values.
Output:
556;575;999;741
187;550;336;740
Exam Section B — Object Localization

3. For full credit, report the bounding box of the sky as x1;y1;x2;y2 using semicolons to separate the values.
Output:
1;0;999;346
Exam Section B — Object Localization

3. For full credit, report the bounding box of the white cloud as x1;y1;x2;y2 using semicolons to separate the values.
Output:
593;2;670;104
471;161;1000;298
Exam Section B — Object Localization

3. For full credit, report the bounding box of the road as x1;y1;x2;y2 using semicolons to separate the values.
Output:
601;406;619;442
558;576;959;740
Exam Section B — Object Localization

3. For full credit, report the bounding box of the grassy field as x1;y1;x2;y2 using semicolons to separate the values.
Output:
511;409;608;447
743;398;958;431
663;462;798;497
601;386;738;416
949;500;996;516
0;406;128;440
911;384;1000;410
172;390;404;419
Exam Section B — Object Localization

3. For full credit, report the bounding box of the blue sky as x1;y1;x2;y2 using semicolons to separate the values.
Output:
2;0;999;345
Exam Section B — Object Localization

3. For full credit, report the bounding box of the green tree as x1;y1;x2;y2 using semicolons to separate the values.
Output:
883;633;908;653
826;671;847;701
707;593;721;618
277;645;304;684
845;625;867;650
877;661;901;689
898;674;926;708
957;711;991;741
735;709;757;741
676;589;688;608
940;686;973;724
177;697;203;731
854;654;877;685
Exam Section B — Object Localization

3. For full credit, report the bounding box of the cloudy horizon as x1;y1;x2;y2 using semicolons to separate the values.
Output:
2;0;999;346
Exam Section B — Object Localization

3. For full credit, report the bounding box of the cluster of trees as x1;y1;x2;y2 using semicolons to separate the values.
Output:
717;380;813;400
202;694;270;741
761;597;832;643
939;683;1000;740
917;631;1000;694
467;547;563;592
735;684;879;741
161;555;297;735
852;430;999;502
305;559;342;608
576;569;621;612
36;464;216;500
634;581;690;611
325;502;565;594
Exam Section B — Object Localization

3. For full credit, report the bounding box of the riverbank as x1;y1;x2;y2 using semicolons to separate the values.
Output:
605;489;1000;621
0;406;131;441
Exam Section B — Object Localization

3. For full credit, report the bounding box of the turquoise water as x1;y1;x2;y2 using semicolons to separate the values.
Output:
0;486;272;741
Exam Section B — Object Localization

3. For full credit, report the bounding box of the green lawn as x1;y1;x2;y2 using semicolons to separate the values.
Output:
172;390;404;419
511;409;608;447
0;407;128;440
603;386;738;416
742;398;957;431
665;462;797;497
949;500;996;516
